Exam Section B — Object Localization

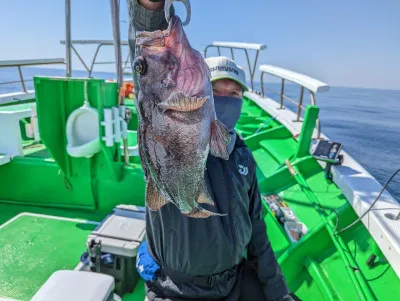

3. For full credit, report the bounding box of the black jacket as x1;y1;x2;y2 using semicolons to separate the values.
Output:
127;2;289;299
145;137;288;300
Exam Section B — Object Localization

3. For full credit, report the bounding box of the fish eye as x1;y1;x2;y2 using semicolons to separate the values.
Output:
134;56;147;75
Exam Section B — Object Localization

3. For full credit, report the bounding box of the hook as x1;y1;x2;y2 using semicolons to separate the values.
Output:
165;0;191;26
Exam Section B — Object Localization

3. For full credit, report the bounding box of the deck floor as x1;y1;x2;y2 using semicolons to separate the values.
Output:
0;214;96;300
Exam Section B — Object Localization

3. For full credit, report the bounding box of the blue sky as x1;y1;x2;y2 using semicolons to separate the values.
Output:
1;0;399;90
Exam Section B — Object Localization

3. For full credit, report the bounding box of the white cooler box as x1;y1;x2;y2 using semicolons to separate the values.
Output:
31;270;116;301
86;205;146;296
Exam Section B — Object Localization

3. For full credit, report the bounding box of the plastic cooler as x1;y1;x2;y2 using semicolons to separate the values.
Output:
86;205;146;295
30;270;115;301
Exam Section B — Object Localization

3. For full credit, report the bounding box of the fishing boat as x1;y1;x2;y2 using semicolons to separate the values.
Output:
0;1;399;300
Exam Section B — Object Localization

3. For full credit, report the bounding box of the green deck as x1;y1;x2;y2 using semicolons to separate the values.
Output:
0;214;96;300
0;77;398;300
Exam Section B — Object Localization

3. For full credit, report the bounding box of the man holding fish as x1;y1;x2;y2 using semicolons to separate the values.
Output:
128;0;294;300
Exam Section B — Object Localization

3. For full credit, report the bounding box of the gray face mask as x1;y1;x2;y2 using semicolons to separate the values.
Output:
214;96;243;154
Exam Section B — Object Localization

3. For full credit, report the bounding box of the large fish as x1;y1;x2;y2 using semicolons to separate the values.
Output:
133;9;230;218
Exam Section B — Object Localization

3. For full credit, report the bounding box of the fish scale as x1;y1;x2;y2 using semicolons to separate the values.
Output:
134;11;230;218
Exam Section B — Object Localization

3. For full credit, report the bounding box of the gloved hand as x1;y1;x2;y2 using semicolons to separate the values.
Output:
136;241;160;282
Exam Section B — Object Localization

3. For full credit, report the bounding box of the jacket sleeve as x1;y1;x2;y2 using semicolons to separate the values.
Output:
247;164;290;301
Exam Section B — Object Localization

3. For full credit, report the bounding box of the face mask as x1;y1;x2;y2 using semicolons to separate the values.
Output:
214;96;243;154
214;96;243;132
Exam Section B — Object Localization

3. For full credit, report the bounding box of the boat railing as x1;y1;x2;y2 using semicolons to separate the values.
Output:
59;39;131;78
0;58;65;105
259;64;329;138
203;42;267;91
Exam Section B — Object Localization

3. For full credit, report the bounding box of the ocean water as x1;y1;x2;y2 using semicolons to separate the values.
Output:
1;67;400;201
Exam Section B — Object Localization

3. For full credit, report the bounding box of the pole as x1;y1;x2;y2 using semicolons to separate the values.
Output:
65;0;72;77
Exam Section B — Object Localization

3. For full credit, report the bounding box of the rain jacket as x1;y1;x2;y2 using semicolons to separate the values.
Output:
127;2;289;300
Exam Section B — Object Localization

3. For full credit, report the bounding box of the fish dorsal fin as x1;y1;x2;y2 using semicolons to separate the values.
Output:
210;119;230;160
197;181;214;206
146;181;169;211
183;207;227;218
158;92;209;112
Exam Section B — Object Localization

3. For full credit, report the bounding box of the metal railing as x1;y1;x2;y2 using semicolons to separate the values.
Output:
0;58;65;93
259;65;330;138
203;42;267;90
0;59;65;105
60;40;131;78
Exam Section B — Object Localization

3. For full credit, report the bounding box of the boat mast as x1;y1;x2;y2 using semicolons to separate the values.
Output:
65;0;72;77
110;0;123;89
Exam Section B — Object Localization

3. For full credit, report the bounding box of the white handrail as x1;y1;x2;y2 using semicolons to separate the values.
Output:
210;41;266;51
0;91;35;106
0;58;65;68
259;64;329;94
203;41;267;90
259;65;329;139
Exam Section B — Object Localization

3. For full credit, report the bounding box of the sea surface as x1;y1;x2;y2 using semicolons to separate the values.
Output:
1;67;400;201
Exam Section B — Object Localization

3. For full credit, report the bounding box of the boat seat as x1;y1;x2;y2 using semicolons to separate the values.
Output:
0;107;32;158
31;270;116;301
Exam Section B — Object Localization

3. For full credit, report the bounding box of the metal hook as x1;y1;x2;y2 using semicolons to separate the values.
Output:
165;0;191;26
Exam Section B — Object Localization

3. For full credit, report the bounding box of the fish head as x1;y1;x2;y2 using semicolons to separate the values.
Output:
134;15;211;106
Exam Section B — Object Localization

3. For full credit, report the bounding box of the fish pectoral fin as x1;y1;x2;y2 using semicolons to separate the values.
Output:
210;119;230;160
146;182;169;211
183;207;227;219
158;92;209;112
197;181;214;206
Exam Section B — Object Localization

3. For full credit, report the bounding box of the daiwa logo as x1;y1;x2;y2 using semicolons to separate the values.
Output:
238;164;248;176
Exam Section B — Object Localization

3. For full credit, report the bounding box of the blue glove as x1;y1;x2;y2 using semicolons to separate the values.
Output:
136;241;160;282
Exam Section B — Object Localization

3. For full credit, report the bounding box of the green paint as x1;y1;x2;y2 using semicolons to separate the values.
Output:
293;105;319;160
0;80;398;300
0;214;96;300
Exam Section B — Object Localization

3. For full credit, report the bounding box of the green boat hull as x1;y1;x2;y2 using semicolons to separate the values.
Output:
0;77;398;300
